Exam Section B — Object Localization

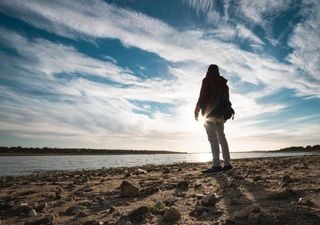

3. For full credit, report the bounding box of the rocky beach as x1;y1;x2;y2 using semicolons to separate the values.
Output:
0;155;320;225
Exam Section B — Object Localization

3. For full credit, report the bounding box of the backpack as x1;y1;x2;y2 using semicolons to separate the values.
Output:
212;88;235;121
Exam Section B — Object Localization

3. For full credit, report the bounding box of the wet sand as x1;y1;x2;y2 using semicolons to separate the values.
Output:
0;155;320;225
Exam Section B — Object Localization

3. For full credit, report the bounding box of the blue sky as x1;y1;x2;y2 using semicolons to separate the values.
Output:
0;0;319;152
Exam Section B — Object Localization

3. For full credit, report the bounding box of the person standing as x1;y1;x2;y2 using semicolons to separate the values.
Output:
195;64;233;173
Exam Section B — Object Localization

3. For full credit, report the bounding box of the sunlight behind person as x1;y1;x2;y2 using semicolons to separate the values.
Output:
198;114;208;125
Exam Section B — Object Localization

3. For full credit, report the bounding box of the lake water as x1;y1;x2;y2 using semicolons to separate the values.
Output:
0;151;316;176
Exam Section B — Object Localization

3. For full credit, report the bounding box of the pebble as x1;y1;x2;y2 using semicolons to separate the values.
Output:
194;181;203;189
268;189;296;200
120;180;139;197
201;193;217;207
135;168;147;175
232;204;261;220
34;202;48;212
28;209;37;217
190;205;211;217
6;205;34;216
176;180;189;190
24;215;54;225
247;212;275;225
253;175;262;181
298;197;315;207
83;220;103;225
0;201;14;211
128;206;150;222
163;168;170;174
65;205;86;215
282;174;292;183
162;206;181;222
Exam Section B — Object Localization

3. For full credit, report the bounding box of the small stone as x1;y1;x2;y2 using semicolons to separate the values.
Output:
101;200;112;205
83;220;103;225
128;206;150;222
83;185;93;192
34;202;48;212
108;206;116;214
65;205;85;215
55;200;66;206
162;206;181;222
176;180;189;190
48;192;57;199
268;189;296;200
55;192;63;200
144;185;160;194
124;222;132;225
120;180;139;197
200;211;209;218
24;215;54;225
282;174;292;183
194;181;202;189
135;168;147;174
28;209;37;217
253;175;262;181
201;193;217;207
298;197;315;207
6;205;33;216
78;211;89;218
163;168;170;174
247;212;275;225
232;204;261;220
0;201;14;211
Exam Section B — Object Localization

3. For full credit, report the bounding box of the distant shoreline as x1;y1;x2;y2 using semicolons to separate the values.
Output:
0;145;318;156
0;147;187;156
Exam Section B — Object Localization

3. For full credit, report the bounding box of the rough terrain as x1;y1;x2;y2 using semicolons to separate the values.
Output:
0;155;320;225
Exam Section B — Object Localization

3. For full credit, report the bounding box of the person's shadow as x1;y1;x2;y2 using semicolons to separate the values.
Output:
211;161;320;225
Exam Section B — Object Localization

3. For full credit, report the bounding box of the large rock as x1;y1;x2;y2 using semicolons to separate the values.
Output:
128;206;150;222
120;180;139;197
201;193;217;207
162;206;181;223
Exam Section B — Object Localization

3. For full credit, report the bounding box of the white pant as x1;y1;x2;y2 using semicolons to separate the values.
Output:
204;118;230;167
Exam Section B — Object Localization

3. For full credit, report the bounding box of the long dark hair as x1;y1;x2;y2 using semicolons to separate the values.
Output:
206;64;220;77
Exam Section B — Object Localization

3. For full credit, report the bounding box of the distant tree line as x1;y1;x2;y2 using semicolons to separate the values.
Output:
276;145;320;152
0;147;186;155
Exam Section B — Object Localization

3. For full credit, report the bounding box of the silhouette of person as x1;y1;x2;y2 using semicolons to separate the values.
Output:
195;64;232;173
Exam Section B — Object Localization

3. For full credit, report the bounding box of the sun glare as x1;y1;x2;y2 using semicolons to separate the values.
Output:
198;114;207;124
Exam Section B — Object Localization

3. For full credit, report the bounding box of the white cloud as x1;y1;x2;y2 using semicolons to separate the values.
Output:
0;0;319;151
287;0;320;83
239;0;293;24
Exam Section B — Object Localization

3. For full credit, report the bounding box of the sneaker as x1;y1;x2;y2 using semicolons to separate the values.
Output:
222;165;233;171
202;166;222;174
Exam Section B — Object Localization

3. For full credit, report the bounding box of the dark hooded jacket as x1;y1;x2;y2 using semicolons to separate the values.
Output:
196;73;229;118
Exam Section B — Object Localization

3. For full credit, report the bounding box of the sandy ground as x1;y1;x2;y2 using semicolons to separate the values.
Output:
0;155;320;225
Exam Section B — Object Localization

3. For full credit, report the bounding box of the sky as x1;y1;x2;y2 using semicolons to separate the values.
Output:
0;0;319;152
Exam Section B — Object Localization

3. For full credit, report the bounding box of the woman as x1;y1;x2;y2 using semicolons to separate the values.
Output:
194;64;233;173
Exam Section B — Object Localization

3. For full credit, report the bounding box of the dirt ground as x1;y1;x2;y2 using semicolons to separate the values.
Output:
0;155;320;225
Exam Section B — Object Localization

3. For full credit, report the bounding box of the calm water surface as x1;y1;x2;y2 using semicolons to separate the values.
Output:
0;152;316;176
